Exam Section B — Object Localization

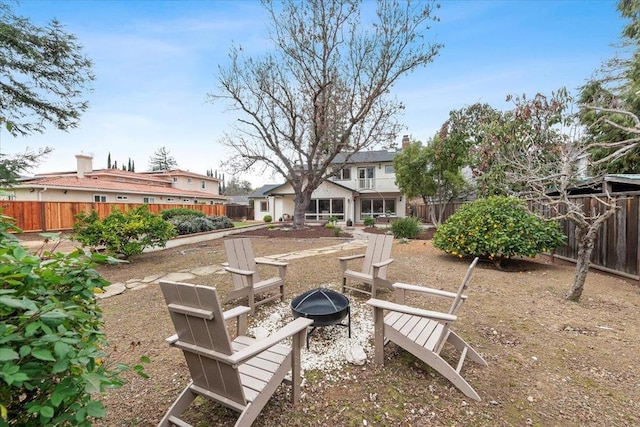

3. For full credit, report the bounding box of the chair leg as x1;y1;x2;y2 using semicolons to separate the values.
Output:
157;383;197;427
342;277;347;294
279;283;285;303
446;330;488;367
372;307;385;364
413;348;482;401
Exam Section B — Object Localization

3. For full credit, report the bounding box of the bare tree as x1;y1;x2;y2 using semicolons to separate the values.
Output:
210;0;442;228
495;89;640;301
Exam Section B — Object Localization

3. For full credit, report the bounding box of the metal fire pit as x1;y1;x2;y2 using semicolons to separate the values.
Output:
291;288;351;348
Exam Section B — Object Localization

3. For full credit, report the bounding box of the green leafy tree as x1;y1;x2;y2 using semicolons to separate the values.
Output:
577;0;640;173
0;214;147;426
394;136;467;225
223;176;253;196
211;0;442;229
72;206;177;258
433;197;565;269
147;146;177;171
0;2;93;185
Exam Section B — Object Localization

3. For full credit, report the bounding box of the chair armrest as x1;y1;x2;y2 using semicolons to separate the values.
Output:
366;298;457;322
224;306;250;337
392;282;466;300
338;253;365;261
372;258;394;269
224;266;255;276
223;305;251;321
228;317;314;365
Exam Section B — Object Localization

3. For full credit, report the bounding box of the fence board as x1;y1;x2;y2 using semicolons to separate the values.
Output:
0;201;246;232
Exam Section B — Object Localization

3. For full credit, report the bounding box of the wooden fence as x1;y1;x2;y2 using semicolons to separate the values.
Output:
0;201;252;233
414;195;640;281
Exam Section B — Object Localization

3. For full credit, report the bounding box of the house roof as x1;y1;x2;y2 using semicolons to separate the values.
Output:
249;180;357;197
13;176;228;199
331;150;398;164
140;169;221;181
247;184;282;198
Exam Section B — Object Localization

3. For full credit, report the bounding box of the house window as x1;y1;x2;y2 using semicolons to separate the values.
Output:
201;180;206;189
167;198;175;202
260;201;269;211
93;195;107;202
305;198;345;220
357;167;375;189
333;168;351;180
360;198;396;219
116;195;128;201
385;165;395;173
182;199;191;203
143;197;155;203
173;177;178;182
187;178;192;183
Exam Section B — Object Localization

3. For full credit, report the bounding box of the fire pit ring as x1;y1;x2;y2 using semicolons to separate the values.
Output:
291;288;351;348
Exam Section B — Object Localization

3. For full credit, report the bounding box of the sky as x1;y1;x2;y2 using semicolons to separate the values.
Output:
5;0;628;187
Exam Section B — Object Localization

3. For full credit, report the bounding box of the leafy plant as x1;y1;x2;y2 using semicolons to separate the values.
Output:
0;214;148;426
167;215;234;235
159;208;205;221
432;196;566;268
390;217;421;239
263;215;273;223
72;206;176;258
363;217;375;228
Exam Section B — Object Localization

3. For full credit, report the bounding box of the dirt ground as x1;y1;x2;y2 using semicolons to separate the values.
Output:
30;226;640;426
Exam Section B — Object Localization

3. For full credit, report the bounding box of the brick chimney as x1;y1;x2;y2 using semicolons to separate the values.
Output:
75;154;93;178
402;134;411;150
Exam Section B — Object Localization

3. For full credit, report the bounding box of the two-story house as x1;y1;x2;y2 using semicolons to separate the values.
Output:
249;142;407;224
6;154;227;204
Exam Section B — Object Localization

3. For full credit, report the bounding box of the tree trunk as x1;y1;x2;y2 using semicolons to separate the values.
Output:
292;187;313;229
567;227;594;302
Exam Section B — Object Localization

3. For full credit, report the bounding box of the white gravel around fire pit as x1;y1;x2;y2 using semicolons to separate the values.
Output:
248;284;373;381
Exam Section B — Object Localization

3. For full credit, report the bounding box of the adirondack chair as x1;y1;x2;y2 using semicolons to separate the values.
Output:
339;233;394;298
158;280;313;427
224;238;287;313
366;257;488;401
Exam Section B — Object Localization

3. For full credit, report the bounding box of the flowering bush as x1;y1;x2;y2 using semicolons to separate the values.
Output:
432;196;565;268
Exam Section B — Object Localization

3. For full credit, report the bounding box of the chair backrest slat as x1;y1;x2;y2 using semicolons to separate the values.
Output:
447;257;479;315
225;238;260;291
362;234;393;278
160;280;246;406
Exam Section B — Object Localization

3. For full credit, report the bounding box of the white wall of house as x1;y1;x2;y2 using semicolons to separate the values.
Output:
170;176;220;196
11;188;221;204
330;162;399;193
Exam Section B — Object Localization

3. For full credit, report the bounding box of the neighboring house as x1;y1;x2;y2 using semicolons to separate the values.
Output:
249;145;407;224
4;154;228;204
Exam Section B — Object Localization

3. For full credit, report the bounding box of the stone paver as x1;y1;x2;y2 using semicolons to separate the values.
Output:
98;230;371;299
157;272;196;283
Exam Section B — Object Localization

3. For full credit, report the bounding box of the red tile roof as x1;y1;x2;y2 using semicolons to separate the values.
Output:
15;176;227;199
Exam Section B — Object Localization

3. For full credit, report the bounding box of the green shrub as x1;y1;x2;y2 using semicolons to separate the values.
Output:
432;196;566;267
390;216;421;239
167;215;234;235
0;214;147;426
363;217;375;228
160;208;205;221
207;215;233;230
72;206;177;258
263;215;273;223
